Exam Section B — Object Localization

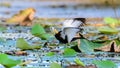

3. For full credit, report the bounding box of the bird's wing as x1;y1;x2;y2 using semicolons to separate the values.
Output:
71;20;83;27
63;27;79;43
62;19;74;29
59;18;86;43
62;18;85;29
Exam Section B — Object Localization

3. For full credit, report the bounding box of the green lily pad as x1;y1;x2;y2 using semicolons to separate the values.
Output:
63;48;76;57
104;17;118;24
114;39;120;46
98;26;118;34
74;58;84;66
31;23;50;40
92;60;117;68
40;33;51;40
79;39;94;53
46;52;55;56
16;38;41;50
50;62;62;68
0;54;21;68
104;17;120;28
31;23;46;35
79;39;104;53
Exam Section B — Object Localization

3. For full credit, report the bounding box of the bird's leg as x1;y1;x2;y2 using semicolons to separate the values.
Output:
77;39;80;49
65;43;71;48
76;33;80;48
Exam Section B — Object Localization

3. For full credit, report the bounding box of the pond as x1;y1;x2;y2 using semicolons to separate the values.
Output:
0;0;120;68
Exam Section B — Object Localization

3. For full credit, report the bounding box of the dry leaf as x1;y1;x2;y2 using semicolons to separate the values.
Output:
15;51;27;56
66;64;96;68
91;23;104;27
66;65;84;68
86;65;97;68
6;8;35;26
5;51;27;56
94;41;120;52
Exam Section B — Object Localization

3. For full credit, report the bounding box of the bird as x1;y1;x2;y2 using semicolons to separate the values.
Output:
54;18;86;44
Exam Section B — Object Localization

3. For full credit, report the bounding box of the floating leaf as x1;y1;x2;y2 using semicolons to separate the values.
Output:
104;17;119;28
63;48;76;57
6;8;35;26
79;39;94;53
50;62;62;68
74;58;84;66
31;23;46;35
115;39;120;46
79;39;105;53
98;26;118;34
40;33;51;40
31;23;50;40
46;52;55;56
94;40;120;52
91;35;108;43
0;54;21;68
16;38;41;50
92;60;117;68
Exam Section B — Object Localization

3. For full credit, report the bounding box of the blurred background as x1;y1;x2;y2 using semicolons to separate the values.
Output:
0;0;120;18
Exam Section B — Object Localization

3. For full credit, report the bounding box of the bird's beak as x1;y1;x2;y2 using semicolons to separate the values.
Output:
51;27;59;34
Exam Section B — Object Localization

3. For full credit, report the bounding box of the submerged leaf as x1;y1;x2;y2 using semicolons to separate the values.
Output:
92;60;117;68
0;54;21;68
74;58;85;66
16;38;41;50
50;62;62;68
63;48;76;57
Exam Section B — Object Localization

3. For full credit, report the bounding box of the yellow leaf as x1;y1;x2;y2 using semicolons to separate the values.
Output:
6;8;35;25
